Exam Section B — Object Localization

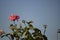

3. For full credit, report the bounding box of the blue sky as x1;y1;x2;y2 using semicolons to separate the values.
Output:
0;0;60;40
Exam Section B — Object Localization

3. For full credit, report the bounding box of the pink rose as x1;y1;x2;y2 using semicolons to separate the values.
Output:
9;14;20;21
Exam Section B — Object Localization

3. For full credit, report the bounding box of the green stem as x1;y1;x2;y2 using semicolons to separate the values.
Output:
13;21;15;25
44;28;46;35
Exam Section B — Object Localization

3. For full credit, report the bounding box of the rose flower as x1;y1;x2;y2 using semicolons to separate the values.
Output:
9;14;20;21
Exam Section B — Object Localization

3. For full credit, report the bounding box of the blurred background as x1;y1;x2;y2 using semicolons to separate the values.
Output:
0;0;60;40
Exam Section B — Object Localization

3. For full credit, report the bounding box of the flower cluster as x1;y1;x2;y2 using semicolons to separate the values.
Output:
0;14;48;40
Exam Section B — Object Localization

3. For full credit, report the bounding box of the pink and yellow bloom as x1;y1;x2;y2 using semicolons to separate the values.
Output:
0;30;4;36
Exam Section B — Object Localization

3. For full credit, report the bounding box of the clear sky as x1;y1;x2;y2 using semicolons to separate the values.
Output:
0;0;60;40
